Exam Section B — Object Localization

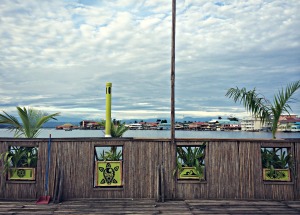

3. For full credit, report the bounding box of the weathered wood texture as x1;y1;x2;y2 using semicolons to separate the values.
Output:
0;138;299;201
1;199;300;214
294;141;300;200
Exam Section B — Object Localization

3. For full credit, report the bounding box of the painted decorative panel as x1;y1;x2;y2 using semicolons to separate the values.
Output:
95;161;122;187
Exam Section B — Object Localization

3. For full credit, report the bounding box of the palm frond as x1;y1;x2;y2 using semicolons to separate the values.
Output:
269;80;300;138
110;122;128;137
226;80;300;139
17;107;32;138
0;110;23;136
225;87;271;125
0;106;60;138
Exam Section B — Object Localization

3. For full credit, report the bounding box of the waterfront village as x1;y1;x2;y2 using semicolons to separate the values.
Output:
56;114;300;132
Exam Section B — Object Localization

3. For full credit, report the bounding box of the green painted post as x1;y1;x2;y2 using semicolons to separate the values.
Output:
105;82;112;137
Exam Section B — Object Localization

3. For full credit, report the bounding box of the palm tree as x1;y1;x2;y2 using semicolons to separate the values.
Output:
225;80;300;139
0;106;60;138
100;120;129;137
110;121;129;138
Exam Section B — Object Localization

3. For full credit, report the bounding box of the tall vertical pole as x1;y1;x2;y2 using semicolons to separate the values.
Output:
171;0;176;144
105;82;112;137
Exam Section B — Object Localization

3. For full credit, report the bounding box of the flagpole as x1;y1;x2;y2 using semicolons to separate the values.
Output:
171;0;176;144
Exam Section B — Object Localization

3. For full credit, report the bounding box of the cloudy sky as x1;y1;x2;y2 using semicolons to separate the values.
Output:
0;0;299;121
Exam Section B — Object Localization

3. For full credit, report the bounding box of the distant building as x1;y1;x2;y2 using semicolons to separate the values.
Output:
279;114;299;121
209;118;241;131
221;121;241;131
80;120;102;129
143;122;158;130
241;116;267;131
189;122;209;130
278;115;300;132
157;123;171;130
56;123;78;131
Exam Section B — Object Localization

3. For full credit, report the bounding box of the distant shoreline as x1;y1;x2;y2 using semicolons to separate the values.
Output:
0;129;299;139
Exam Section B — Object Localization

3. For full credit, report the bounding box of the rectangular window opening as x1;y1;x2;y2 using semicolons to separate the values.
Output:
176;143;206;181
94;146;123;188
261;147;293;182
2;146;38;181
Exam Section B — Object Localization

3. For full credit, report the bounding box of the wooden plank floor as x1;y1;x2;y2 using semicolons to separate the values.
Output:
0;199;300;214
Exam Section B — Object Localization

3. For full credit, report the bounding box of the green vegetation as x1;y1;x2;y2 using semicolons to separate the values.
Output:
100;120;128;137
0;106;60;138
95;146;122;161
261;147;294;180
175;143;206;179
111;123;128;138
226;80;300;139
0;146;38;175
261;148;292;169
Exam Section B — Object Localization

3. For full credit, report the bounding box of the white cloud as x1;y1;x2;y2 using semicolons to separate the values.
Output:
0;0;299;121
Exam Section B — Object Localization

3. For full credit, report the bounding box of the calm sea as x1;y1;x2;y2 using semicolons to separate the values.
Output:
0;129;299;139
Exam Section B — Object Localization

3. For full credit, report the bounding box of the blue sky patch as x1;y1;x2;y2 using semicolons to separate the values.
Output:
71;14;86;28
215;2;225;7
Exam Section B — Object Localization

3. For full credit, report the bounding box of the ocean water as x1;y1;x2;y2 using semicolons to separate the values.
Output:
0;129;299;139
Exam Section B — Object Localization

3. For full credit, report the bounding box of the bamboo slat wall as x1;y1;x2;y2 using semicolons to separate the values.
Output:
295;142;300;200
0;138;299;201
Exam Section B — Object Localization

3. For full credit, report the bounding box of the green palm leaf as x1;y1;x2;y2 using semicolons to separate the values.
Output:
226;80;300;139
0;106;60;138
110;121;129;137
0;110;23;135
225;87;271;125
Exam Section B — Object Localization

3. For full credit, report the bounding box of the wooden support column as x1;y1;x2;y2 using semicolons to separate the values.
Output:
171;0;176;144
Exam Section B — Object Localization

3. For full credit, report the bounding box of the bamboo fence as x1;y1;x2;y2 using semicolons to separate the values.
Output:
0;138;299;201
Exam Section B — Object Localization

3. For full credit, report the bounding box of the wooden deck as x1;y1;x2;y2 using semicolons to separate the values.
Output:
0;199;300;214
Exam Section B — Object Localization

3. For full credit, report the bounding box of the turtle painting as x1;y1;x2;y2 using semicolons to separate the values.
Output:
98;162;120;185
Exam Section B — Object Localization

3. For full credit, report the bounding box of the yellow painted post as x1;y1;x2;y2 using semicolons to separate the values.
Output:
105;82;112;137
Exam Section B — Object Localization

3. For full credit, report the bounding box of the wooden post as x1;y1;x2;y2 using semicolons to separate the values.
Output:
161;165;165;203
171;0;176;144
170;0;177;202
156;165;160;202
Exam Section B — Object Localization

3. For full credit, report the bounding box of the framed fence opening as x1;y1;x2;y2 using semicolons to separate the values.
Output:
1;146;38;181
94;146;123;187
176;143;206;181
261;147;293;182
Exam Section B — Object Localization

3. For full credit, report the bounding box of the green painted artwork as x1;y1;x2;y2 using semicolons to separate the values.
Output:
8;168;35;180
96;161;122;186
263;169;291;181
178;167;204;180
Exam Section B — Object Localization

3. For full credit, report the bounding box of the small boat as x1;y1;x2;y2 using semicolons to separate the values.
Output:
157;123;171;130
127;123;143;130
290;125;300;132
